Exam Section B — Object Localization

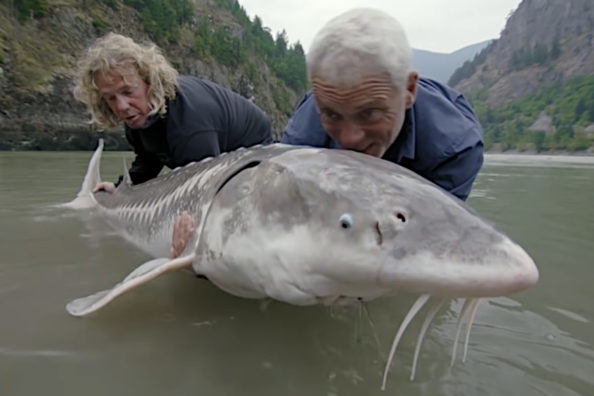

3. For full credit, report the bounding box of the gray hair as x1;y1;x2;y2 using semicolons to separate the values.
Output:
307;8;412;88
73;33;179;129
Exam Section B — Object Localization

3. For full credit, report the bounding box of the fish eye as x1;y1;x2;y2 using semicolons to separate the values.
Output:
339;213;353;229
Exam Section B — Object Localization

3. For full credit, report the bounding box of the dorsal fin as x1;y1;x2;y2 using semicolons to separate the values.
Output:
122;156;132;186
57;139;103;209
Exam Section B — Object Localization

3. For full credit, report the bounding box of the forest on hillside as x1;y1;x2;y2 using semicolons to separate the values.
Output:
6;0;594;153
6;0;307;113
0;0;309;150
470;76;594;152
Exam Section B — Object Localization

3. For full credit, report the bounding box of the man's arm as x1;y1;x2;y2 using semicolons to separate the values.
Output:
96;152;163;191
411;80;485;201
124;154;164;185
430;140;484;201
114;128;164;186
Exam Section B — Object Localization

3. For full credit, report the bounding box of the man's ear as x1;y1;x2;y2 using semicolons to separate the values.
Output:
405;72;419;109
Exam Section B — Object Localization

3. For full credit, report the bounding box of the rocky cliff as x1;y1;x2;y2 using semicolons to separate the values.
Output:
0;0;304;150
453;0;594;107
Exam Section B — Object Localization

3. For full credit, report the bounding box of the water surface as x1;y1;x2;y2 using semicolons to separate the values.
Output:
1;150;593;395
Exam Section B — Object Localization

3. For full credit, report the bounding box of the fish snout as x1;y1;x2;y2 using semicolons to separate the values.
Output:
456;238;540;297
375;210;408;245
502;239;540;292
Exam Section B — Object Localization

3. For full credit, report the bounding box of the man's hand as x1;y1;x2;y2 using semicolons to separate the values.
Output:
93;182;116;193
170;211;196;258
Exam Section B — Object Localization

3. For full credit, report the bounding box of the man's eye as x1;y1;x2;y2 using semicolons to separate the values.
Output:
359;108;383;122
320;109;341;121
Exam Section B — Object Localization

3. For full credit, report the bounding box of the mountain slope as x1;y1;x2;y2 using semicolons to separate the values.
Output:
449;0;594;153
412;40;492;83
452;0;594;107
0;0;307;150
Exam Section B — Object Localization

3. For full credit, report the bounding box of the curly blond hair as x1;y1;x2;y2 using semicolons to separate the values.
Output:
73;33;179;129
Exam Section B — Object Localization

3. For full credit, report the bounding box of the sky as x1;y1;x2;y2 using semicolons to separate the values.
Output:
238;0;523;54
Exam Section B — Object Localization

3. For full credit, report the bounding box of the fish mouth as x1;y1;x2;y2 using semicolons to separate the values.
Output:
375;239;538;389
378;238;539;298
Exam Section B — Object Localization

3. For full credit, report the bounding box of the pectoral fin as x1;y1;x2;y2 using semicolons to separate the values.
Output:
66;254;195;317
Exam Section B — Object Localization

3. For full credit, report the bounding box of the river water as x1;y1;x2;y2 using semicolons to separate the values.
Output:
1;150;593;396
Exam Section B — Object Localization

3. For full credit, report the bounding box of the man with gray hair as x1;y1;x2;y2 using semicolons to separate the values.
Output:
282;8;483;201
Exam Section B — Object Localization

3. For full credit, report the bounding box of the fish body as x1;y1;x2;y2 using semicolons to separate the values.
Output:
63;139;538;387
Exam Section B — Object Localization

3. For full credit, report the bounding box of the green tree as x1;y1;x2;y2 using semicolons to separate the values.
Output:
211;26;242;66
550;37;561;59
172;0;193;25
14;0;47;22
569;129;592;151
275;30;288;58
533;131;545;152
483;128;496;150
124;0;192;42
501;122;517;150
588;103;594;123
101;0;119;9
192;18;211;59
472;76;594;152
575;97;586;120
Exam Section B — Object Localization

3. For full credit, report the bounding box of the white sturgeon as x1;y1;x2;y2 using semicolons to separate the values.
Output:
63;139;538;388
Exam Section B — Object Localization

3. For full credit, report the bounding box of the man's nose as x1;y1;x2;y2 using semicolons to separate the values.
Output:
114;95;129;112
337;121;365;150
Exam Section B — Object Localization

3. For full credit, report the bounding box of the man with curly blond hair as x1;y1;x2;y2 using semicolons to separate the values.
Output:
74;32;272;192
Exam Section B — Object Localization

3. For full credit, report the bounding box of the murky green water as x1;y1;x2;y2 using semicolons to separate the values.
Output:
1;150;593;396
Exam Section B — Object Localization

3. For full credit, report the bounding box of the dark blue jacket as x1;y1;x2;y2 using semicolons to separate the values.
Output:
281;78;484;201
123;76;272;185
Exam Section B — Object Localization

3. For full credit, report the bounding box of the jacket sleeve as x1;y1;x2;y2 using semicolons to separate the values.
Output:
412;82;485;202
126;154;164;185
430;139;484;201
116;130;164;186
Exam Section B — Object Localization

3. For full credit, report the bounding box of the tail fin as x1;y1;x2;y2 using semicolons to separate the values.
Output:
59;139;104;209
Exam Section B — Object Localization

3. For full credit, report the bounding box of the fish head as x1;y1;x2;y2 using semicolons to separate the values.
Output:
198;147;539;304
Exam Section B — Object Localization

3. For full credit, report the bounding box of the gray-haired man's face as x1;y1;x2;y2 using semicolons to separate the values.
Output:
312;72;418;158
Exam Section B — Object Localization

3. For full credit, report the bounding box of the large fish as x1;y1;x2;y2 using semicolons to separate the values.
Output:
63;139;538;388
